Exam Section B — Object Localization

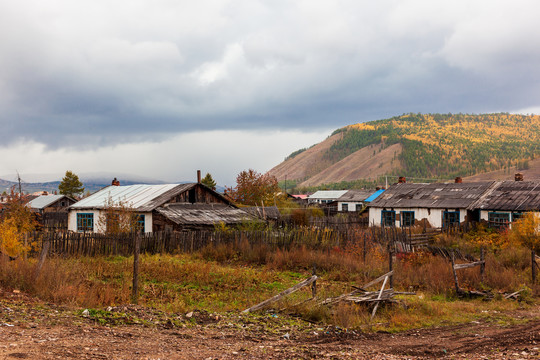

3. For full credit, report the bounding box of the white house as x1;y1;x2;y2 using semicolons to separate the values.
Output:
334;189;385;212
68;182;251;233
368;181;494;228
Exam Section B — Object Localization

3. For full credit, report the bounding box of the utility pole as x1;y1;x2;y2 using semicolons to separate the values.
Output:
17;171;22;201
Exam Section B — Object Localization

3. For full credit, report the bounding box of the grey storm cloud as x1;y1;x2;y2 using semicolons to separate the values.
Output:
1;0;540;149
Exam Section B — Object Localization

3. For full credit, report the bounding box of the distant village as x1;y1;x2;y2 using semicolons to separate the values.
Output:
12;169;538;234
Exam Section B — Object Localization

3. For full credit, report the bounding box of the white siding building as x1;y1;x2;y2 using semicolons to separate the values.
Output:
368;181;494;228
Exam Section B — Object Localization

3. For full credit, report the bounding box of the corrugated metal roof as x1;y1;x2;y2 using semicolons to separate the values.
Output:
470;181;540;211
369;182;495;209
308;190;349;200
156;203;254;226
26;195;68;209
70;184;196;212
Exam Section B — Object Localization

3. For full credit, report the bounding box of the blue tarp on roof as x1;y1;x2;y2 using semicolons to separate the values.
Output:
364;189;385;203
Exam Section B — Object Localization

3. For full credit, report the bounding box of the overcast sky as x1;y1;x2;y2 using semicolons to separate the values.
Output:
1;1;540;186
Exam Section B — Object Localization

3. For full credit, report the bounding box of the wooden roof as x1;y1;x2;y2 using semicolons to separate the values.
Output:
155;203;255;226
369;182;495;209
470;181;540;211
336;190;378;202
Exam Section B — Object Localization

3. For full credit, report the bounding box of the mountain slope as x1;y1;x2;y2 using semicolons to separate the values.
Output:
269;113;540;187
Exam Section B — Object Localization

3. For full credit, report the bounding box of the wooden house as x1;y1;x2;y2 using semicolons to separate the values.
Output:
68;183;255;233
26;194;77;214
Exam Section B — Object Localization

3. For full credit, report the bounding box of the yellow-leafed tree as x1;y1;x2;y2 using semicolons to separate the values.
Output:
509;212;540;283
0;198;37;258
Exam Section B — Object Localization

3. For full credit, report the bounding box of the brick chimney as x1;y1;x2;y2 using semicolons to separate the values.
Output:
515;173;524;181
455;177;462;183
398;176;406;184
197;170;201;183
111;178;120;186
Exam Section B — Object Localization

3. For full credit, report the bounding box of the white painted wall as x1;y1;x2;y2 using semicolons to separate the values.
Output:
369;207;466;228
68;210;153;233
337;201;364;212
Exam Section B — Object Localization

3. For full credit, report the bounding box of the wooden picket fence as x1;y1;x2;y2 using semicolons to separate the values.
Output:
31;228;355;257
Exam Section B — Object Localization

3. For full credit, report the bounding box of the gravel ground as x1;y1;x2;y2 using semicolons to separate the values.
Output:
1;289;539;359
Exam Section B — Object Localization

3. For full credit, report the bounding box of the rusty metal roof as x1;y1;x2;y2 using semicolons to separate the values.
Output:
70;183;199;212
156;203;255;226
470;181;540;211
369;182;495;209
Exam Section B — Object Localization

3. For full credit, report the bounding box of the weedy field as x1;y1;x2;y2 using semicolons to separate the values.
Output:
0;230;538;332
1;229;540;359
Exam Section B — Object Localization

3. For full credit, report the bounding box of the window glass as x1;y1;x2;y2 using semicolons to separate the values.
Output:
488;212;510;229
382;210;396;227
401;211;415;227
77;213;94;232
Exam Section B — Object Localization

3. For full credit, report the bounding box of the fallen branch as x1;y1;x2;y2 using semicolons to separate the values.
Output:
242;275;318;314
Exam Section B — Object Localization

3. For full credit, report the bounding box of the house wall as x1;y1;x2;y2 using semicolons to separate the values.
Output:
337;201;364;212
68;210;153;233
369;207;466;228
171;184;227;205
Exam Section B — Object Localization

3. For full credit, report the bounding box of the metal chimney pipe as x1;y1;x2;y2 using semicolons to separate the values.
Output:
197;170;201;183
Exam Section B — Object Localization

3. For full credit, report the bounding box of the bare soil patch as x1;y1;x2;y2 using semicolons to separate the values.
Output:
1;289;539;359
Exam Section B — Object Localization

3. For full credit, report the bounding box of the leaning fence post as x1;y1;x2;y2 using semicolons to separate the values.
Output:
132;232;141;304
311;265;317;298
532;250;537;284
34;238;50;280
480;248;485;283
451;251;460;294
388;243;393;289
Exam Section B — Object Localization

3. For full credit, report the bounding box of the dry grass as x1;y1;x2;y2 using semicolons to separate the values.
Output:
0;228;538;331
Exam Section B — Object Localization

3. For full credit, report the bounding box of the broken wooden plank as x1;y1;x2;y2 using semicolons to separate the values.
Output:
504;289;525;300
454;260;485;270
242;275;318;314
360;270;394;290
370;275;389;320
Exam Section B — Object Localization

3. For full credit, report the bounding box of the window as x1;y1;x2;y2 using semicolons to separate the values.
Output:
512;212;525;222
488;212;510;229
355;204;363;212
401;211;415;227
442;211;460;228
381;210;396;227
342;204;348;212
136;215;145;233
77;213;94;232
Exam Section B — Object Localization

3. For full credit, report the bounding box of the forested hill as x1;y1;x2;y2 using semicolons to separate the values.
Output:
268;113;540;188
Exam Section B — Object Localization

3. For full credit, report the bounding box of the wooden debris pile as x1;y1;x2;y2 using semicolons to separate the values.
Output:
319;271;414;319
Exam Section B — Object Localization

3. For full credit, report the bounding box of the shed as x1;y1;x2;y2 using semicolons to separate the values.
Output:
26;195;77;214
